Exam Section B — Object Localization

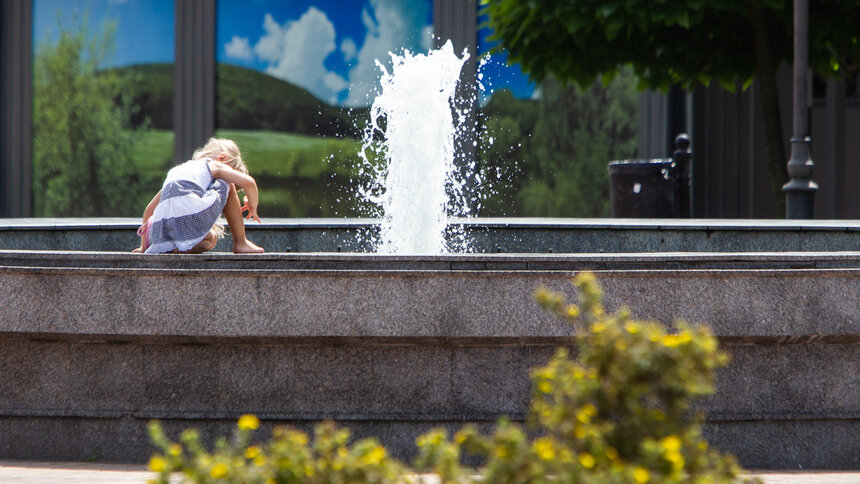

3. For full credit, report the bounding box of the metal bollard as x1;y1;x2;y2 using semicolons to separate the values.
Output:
672;133;693;218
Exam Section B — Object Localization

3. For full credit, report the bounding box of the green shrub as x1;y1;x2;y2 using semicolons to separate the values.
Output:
148;416;405;484
415;272;753;483
148;273;753;483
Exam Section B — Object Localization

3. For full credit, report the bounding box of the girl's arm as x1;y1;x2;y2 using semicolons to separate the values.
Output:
135;189;161;252
142;189;162;224
209;161;261;222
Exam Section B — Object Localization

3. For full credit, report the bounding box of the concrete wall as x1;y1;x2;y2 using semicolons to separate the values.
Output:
2;250;860;468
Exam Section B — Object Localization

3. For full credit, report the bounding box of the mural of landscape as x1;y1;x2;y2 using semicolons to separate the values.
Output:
31;0;638;218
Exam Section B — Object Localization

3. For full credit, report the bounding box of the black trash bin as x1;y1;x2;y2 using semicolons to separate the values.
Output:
608;159;678;218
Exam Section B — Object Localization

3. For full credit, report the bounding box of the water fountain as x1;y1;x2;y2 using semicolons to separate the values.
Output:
1;42;860;469
360;40;470;254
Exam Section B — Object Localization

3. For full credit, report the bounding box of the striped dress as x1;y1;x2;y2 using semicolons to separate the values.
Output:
143;158;229;253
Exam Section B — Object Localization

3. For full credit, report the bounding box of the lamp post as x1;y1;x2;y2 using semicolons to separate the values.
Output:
783;0;817;218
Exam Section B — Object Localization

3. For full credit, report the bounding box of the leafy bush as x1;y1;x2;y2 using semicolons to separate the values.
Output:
415;272;752;483
148;416;404;484
148;273;752;483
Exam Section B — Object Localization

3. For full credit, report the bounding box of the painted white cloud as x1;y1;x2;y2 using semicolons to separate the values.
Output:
224;35;253;61
344;0;433;107
253;9;347;103
341;38;358;62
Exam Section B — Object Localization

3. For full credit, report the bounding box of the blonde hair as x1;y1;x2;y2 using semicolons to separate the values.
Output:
192;137;248;174
193;137;248;240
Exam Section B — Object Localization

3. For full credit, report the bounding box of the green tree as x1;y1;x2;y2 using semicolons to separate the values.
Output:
32;17;145;217
481;0;860;217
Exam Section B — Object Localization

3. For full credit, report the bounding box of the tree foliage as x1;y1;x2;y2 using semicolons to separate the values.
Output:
481;0;860;216
32;18;146;217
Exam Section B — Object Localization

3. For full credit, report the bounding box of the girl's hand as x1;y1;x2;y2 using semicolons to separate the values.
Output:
240;195;261;223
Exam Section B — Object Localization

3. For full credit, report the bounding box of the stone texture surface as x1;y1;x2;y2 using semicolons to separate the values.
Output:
5;217;860;253
2;335;860;467
4;255;860;339
3;246;860;467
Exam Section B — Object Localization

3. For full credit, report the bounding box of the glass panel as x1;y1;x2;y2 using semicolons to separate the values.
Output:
216;0;433;217
32;0;174;217
476;12;638;217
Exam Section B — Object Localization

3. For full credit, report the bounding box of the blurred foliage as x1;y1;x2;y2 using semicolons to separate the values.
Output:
32;17;151;216
478;69;638;217
148;417;406;484
416;272;756;484
479;0;859;92
480;0;860;216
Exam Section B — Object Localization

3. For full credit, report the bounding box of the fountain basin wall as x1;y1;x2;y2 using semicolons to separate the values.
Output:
5;217;860;252
2;247;860;469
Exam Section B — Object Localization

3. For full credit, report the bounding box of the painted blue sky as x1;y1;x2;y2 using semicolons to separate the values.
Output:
477;14;537;102
32;0;534;107
217;0;433;107
33;0;174;66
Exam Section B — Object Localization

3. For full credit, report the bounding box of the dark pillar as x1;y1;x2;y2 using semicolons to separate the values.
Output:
783;0;817;218
174;0;216;163
0;0;32;217
435;0;478;213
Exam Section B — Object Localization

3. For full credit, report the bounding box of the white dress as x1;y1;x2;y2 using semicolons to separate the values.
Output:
143;158;229;253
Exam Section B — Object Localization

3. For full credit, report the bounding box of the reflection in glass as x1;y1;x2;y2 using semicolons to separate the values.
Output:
31;0;174;217
476;9;638;217
216;0;433;218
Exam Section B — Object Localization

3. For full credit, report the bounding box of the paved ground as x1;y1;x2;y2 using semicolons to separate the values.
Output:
1;461;860;483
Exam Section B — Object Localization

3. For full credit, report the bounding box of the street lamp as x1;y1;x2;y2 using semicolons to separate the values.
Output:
783;0;817;218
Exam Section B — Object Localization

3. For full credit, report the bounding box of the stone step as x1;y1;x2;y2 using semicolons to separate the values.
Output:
2;247;860;469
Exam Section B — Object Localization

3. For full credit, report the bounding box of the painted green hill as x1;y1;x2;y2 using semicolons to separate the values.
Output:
114;63;369;139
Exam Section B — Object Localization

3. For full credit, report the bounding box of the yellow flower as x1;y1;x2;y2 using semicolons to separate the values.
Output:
633;466;650;483
666;451;685;471
578;452;596;469
168;444;182;457
661;435;682;452
566;304;580;317
290;432;309;446
533;438;555;461
574;425;586;439
538;380;553;393
148;456;167;472
662;335;681;347
244;446;262;460
337;446;349;458
210;463;229;479
582;403;597;417
237;414;260;431
495;446;508;458
575;408;591;424
366;446;386;465
253;455;266;467
624;321;640;334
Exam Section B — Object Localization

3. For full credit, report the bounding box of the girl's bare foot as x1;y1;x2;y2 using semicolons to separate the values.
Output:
233;239;264;253
132;247;143;253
